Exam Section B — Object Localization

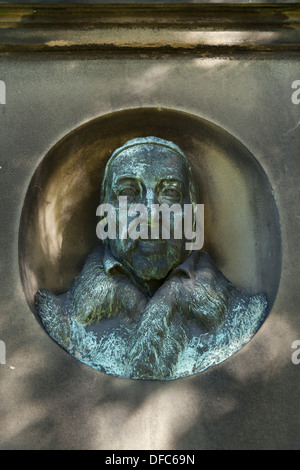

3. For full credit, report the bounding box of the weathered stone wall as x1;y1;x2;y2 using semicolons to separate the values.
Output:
0;4;299;449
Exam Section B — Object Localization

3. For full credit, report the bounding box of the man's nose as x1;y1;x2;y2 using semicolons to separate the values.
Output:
145;188;160;227
146;189;161;230
145;188;156;207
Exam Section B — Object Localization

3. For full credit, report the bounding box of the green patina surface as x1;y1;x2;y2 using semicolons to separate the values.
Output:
35;137;268;380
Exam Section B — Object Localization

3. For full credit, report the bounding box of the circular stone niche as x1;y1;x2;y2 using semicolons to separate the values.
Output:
19;107;281;319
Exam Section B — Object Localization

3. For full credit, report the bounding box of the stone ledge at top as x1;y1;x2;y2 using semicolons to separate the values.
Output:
1;0;299;4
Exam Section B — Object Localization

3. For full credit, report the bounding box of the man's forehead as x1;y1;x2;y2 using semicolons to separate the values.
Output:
108;145;189;181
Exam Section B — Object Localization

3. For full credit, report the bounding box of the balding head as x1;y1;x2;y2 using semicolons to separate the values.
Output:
101;136;197;207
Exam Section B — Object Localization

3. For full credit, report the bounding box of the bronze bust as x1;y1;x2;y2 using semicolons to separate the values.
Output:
35;137;267;380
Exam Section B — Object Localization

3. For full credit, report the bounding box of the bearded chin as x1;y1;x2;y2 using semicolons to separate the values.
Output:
109;238;186;282
131;249;178;280
132;257;170;280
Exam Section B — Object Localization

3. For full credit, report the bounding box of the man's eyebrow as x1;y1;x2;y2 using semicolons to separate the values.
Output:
113;176;140;186
159;177;185;185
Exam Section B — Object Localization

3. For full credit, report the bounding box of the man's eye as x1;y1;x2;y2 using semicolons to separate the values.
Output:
118;188;138;197
162;187;181;199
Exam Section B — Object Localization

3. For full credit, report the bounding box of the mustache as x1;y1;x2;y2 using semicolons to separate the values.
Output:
117;211;181;240
113;236;182;261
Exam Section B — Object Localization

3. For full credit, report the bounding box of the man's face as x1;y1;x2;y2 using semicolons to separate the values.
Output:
104;144;192;281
